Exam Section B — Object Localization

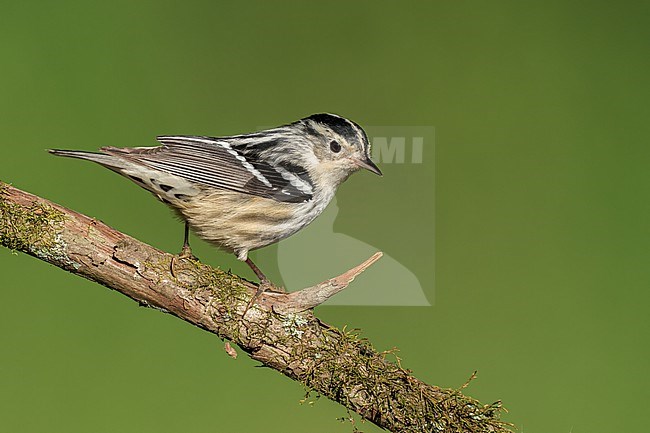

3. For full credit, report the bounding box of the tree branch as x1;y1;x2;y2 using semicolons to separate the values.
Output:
0;181;512;433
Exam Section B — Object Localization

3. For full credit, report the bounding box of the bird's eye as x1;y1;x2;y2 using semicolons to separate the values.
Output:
330;140;341;153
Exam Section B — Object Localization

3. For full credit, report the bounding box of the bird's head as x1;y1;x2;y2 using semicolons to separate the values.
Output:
295;113;382;188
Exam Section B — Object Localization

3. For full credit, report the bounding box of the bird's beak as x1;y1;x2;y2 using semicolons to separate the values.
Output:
354;156;383;176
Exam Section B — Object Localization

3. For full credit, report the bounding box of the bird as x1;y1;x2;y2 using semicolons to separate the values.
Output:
49;113;382;292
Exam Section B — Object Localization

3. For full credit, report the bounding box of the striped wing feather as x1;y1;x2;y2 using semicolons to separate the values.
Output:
103;136;313;203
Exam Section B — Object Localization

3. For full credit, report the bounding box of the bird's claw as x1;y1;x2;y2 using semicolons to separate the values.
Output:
242;279;285;316
260;279;286;293
170;246;198;277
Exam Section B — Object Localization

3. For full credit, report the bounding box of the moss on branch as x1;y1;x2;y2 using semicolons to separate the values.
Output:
0;182;70;265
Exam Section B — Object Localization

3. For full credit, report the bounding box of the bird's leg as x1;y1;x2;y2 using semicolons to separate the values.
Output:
245;257;269;284
242;256;286;315
170;222;196;276
179;222;194;259
244;257;285;293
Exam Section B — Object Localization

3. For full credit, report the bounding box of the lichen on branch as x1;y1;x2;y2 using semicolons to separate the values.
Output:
0;182;70;264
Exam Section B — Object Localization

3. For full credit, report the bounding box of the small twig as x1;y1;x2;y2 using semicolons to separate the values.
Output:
224;341;238;359
269;252;384;313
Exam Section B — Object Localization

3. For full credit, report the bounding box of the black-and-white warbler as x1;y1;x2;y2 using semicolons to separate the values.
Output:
50;113;381;289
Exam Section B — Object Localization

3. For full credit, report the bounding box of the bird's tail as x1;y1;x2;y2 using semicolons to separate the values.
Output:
48;149;200;201
48;149;127;170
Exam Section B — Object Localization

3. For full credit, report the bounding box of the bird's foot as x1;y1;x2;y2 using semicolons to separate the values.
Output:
179;244;197;260
170;246;198;277
259;278;286;294
243;279;285;316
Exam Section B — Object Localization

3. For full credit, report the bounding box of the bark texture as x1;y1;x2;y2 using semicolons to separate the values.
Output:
0;182;512;433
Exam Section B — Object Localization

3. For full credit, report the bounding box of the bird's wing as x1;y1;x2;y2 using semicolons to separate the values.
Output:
102;136;313;203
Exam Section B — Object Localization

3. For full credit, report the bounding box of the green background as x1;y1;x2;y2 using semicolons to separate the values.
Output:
1;1;648;432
